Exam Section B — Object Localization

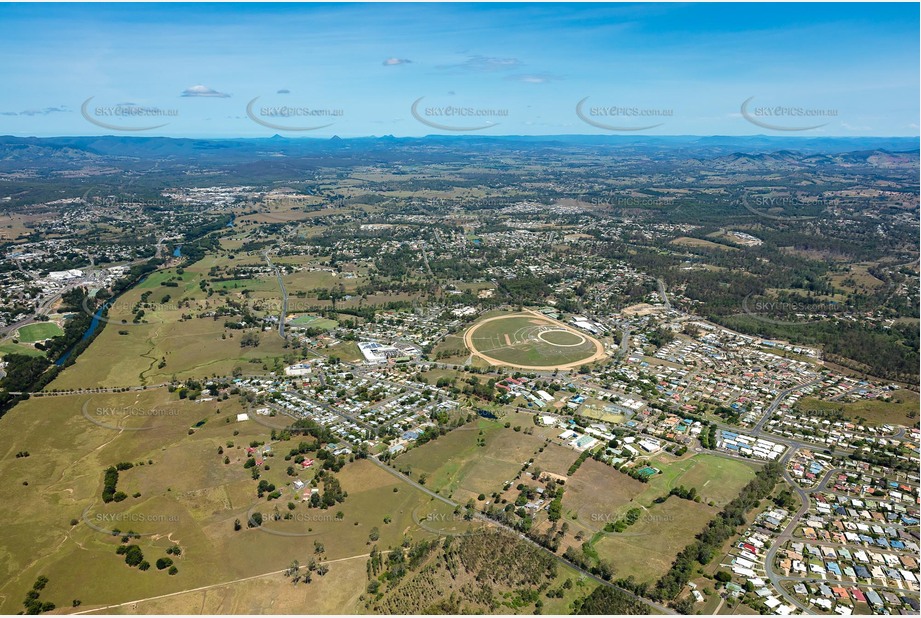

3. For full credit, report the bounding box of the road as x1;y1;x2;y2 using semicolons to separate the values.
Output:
240;397;674;613
762;465;850;613
262;249;288;339
656;278;672;310
753;379;823;434
368;455;677;614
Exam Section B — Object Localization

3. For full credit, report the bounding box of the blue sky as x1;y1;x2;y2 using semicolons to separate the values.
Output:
0;2;917;137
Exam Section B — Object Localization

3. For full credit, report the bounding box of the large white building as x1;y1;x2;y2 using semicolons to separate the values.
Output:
358;341;402;364
284;363;312;377
47;269;83;281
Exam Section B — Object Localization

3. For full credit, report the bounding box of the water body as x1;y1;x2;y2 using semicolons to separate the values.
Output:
54;275;148;366
173;245;182;257
226;215;235;228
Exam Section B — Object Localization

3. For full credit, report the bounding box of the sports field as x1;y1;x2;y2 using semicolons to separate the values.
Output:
288;314;338;330
464;311;605;369
16;322;64;342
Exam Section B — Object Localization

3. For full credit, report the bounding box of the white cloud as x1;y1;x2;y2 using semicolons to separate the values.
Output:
505;73;559;84
181;85;231;98
438;55;523;72
2;106;70;116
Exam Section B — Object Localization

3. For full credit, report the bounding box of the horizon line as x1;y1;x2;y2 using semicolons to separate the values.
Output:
3;133;920;141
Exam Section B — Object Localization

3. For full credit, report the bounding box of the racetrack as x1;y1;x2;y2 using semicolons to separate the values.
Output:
464;309;607;370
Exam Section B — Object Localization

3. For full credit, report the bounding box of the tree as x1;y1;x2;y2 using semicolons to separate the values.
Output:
124;545;145;567
156;557;173;570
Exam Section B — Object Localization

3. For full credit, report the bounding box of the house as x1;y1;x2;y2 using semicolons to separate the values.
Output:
865;590;883;607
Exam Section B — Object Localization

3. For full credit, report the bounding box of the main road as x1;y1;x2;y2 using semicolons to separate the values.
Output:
262;249;288;339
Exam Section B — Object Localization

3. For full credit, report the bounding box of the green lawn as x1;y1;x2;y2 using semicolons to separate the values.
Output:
288;314;338;330
16;322;64;342
0;341;45;357
468;314;598;367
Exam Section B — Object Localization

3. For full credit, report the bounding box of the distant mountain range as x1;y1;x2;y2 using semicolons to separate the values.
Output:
0;134;916;173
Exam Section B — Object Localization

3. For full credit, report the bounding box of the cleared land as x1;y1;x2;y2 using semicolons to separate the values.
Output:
47;263;290;389
797;390;920;427
0;388;444;614
593;497;717;584
394;417;548;504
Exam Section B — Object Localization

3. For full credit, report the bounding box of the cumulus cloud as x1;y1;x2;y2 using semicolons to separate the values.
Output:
181;85;231;98
383;57;412;66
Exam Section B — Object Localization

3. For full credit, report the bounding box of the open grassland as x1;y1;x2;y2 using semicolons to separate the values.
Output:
797;390;920;427
0;389;444;614
561;459;647;536
662;454;757;507
47;262;290;389
672;236;738;251
559;454;754;555
593;497;717;584
394;418;548;504
98;556;370;614
48;314;288;389
430;333;470;364
531;442;581;477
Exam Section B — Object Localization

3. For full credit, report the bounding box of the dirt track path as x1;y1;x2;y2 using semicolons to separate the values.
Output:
464;309;607;370
70;552;375;615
